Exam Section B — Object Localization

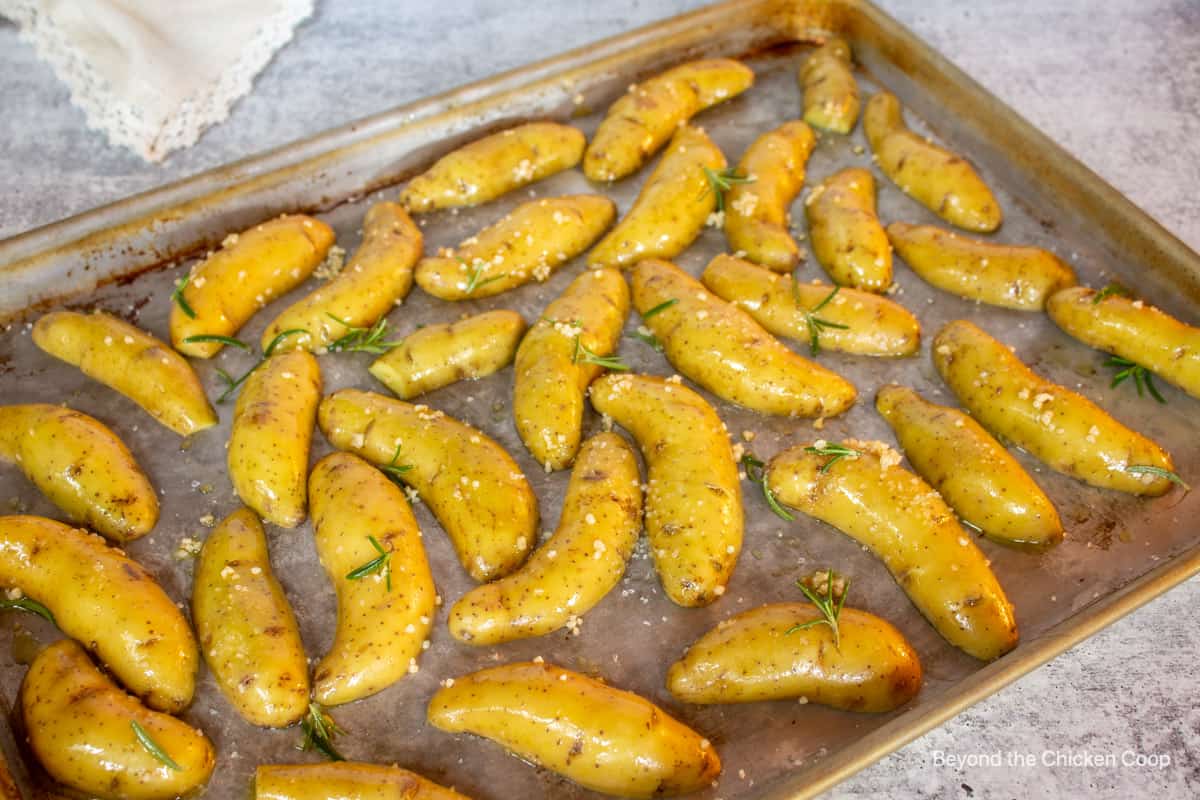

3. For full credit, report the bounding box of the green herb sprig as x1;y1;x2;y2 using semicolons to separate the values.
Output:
195;328;306;403
131;721;182;771
170;274;197;319
325;314;401;354
631;330;664;351
1125;464;1190;491
0;596;55;624
793;281;849;356
786;569;849;649
298;703;345;761
459;258;508;295
804;441;862;473
740;453;794;521
641;298;678;319
346;535;393;591
380;445;414;485
701;166;755;212
1092;283;1133;304
572;337;629;371
1104;355;1165;404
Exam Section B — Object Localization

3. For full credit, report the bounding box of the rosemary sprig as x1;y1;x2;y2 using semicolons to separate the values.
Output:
380;445;415;484
786;569;849;649
0;596;55;624
326;314;401;354
212;329;306;403
1092;283;1133;304
131;721;182;771
631;330;664;351
1125;465;1190;491
804;441;862;473
642;298;679;319
182;334;251;351
701;166;755;212
298;703;345;761
460;259;508;295
170;274;196;319
346;535;393;591
740;454;794;521
572;337;630;371
1104;355;1165;404
793;281;849;356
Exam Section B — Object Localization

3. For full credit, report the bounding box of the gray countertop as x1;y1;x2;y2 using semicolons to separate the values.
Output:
1;1;1196;797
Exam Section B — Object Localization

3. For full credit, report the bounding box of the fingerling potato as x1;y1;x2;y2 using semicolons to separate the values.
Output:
428;661;720;799
0;403;157;542
806;167;892;292
32;310;216;436
255;762;470;800
414;195;615;300
799;38;860;134
933;320;1176;495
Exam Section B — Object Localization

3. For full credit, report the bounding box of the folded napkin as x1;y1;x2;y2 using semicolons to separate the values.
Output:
1;0;314;161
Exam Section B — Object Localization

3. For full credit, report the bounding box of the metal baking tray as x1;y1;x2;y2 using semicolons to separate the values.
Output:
2;1;1198;798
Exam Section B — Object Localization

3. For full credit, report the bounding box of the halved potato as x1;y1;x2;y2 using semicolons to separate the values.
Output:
799;38;860;134
255;762;470;800
806;167;892;292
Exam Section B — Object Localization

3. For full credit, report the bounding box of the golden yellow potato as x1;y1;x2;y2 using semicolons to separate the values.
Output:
229;350;321;528
428;661;720;799
584;58;753;181
22;640;214;800
888;222;1076;310
414;195;615;300
876;384;1062;549
589;374;741;607
255;762;471;800
1047;285;1200;399
513;268;630;470
308;453;437;707
667;602;922;711
701;254;920;356
864;92;1001;232
767;442;1018;661
633;258;856;417
806;167;892;292
370;311;525;399
0;404;157;542
400;122;585;212
318;390;536;582
0;515;197;711
799;38;860;134
588;125;725;269
170;214;335;357
192;507;309;727
933;320;1176;495
723;120;816;272
449;432;641;645
263;202;422;353
31;310;216;436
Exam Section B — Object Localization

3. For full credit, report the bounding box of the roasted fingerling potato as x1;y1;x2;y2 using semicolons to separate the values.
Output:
799;38;860;134
806;167;892;292
255;762;471;800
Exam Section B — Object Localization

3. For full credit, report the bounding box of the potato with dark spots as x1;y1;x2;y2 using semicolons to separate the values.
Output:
806;167;892;292
799;38;860;134
255;762;471;800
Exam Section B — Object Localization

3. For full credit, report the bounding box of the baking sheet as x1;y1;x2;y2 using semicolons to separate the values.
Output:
2;2;1200;799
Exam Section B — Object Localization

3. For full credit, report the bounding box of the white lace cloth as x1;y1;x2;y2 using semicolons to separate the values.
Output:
0;0;314;162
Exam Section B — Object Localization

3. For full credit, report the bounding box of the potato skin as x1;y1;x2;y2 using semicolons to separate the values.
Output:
633;258;856;417
414;195;615;300
799;38;860;134
584;58;753;182
1047;285;1200;399
701;254;920;357
864;92;1001;232
318;390;536;582
588;125;725;269
229;350;321;528
192;508;309;726
0;515;197;711
513;269;630;470
400;122;585;212
308;453;436;706
876;384;1063;549
263;202;422;353
170;214;335;357
666;603;922;711
806;167;892;292
449;432;641;645
933;320;1175;495
255;762;470;800
21;640;214;800
0;404;157;542
31;310;216;436
767;443;1018;661
724;120;816;272
589;374;741;607
428;662;720;799
888;222;1076;310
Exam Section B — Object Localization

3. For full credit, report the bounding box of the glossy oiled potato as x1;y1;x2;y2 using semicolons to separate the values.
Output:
1047;285;1200;399
449;433;641;645
22;640;214;800
414;195;615;300
667;602;922;711
934;320;1176;495
263;202;422;353
32;310;216;436
170;214;335;357
799;38;860;134
701;254;920;356
632;258;856;417
428;662;720;798
513;268;630;470
864;92;1001;232
192;508;309;726
724;120;816;272
229;350;321;528
401;122;585;212
589;374;741;607
0;404;157;542
309;453;436;706
255;762;470;800
767;443;1018;661
583;58;753;181
806;167;892;292
877;384;1062;549
888;222;1076;310
0;515;197;712
318;390;536;582
588;125;725;269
